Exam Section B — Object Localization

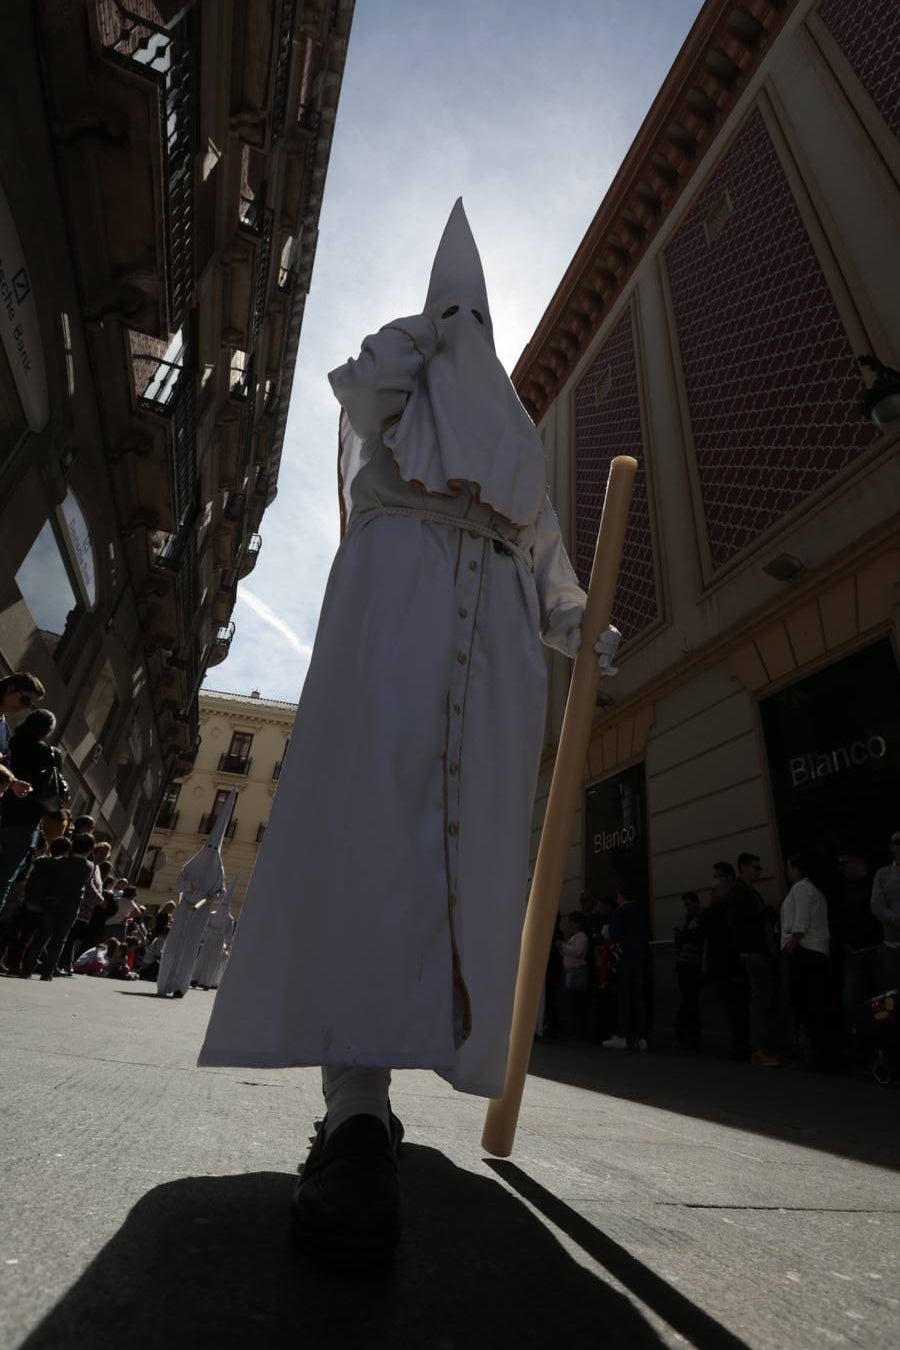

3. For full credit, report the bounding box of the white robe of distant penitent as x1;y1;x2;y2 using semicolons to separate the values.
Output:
193;894;236;990
156;897;213;997
199;200;588;1095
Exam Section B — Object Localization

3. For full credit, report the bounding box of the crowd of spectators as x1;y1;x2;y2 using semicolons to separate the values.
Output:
544;833;900;1079
0;671;174;984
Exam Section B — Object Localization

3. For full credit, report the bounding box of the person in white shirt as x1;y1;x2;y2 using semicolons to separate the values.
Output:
556;911;590;1038
782;853;835;1070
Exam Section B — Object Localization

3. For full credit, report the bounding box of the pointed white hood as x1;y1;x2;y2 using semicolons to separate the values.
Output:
382;199;546;527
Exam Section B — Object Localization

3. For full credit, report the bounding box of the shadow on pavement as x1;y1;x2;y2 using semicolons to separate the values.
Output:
21;1146;665;1350
528;1040;900;1169
488;1160;750;1350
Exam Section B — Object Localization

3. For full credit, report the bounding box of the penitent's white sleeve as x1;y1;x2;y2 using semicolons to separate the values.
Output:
328;314;441;441
533;496;587;656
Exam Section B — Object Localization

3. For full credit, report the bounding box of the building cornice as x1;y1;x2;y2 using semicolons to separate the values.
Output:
513;0;798;422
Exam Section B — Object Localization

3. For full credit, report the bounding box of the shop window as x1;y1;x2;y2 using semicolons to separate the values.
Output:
15;518;83;659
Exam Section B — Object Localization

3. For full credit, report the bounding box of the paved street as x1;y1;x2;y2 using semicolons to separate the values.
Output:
1;976;898;1349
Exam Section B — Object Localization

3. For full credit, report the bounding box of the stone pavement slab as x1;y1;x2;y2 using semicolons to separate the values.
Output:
1;977;898;1349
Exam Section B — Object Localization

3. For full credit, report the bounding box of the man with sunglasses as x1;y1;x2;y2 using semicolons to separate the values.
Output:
0;673;45;799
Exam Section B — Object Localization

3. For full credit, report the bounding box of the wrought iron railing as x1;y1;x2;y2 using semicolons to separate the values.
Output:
252;208;274;341
218;752;251;776
97;2;197;332
199;813;238;838
270;0;297;144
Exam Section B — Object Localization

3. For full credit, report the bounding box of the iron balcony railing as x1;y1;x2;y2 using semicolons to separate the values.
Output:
252;208;275;341
218;752;252;776
199;813;238;839
270;0;297;144
97;1;197;332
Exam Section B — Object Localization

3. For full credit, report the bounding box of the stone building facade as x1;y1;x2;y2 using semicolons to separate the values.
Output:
137;688;295;917
520;0;900;942
0;1;352;875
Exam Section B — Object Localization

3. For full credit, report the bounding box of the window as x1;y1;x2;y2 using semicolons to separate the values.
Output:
201;788;237;837
156;786;180;830
220;731;253;775
15;517;83;658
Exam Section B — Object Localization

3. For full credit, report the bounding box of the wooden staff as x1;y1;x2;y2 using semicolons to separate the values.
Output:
482;454;638;1158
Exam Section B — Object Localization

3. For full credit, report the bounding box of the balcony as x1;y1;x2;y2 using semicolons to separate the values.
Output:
270;0;297;144
199;813;238;839
155;806;180;831
131;327;197;533
238;533;262;578
208;621;235;668
97;1;197;333
256;822;266;844
218;752;252;776
224;491;246;523
171;738;200;778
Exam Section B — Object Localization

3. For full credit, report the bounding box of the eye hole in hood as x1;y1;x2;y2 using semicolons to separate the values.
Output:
471;309;484;325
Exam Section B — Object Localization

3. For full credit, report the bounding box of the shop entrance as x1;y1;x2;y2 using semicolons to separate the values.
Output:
759;638;900;868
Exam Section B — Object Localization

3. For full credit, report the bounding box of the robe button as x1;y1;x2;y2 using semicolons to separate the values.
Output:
457;652;467;664
458;607;468;619
468;560;478;571
449;762;459;775
448;822;459;837
453;702;461;714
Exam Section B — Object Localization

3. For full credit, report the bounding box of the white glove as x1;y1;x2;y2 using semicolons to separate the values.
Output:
569;624;621;677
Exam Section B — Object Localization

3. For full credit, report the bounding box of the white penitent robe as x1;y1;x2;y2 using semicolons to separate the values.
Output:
199;318;587;1096
192;906;236;990
157;899;210;998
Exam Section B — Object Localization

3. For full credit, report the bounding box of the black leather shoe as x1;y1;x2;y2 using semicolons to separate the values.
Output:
291;1112;403;1266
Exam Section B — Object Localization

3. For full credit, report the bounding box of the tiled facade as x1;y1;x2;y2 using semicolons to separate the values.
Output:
664;109;878;571
819;0;900;139
573;310;658;641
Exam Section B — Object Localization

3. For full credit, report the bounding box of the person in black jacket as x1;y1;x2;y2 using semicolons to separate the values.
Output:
0;710;67;915
21;834;96;981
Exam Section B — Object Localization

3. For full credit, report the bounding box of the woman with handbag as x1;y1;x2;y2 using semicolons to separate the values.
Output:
0;709;69;915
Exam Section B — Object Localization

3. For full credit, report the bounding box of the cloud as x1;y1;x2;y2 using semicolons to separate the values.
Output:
235;587;313;664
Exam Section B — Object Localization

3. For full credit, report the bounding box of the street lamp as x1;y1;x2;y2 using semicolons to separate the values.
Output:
858;353;900;430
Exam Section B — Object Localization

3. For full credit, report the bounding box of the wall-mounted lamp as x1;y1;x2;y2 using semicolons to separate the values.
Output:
858;353;900;429
761;553;805;583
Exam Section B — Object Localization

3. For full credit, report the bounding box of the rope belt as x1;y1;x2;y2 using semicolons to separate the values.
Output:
348;504;534;570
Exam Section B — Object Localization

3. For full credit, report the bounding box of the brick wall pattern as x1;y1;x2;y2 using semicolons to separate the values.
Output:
819;0;900;140
664;109;878;571
573;309;658;641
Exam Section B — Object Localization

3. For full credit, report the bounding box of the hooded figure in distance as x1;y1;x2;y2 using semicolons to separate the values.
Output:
198;199;620;1261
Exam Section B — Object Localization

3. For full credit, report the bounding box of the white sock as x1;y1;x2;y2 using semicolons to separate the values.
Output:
321;1065;392;1138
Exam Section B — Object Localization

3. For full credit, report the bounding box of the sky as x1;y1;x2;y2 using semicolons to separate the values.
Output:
205;0;704;703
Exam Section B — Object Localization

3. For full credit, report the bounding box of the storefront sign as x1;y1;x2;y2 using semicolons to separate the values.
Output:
0;182;48;431
584;761;649;901
760;639;900;860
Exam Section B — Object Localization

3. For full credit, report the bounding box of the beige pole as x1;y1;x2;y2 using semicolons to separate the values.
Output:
482;454;638;1158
